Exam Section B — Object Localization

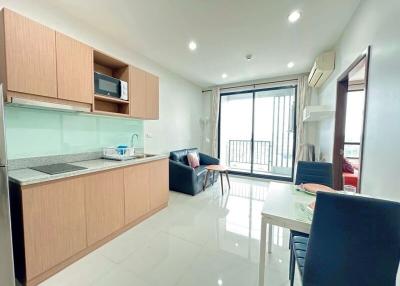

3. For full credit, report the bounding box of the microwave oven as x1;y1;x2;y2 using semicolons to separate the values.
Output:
94;72;128;100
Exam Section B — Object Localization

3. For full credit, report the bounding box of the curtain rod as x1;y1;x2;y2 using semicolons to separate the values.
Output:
202;78;299;93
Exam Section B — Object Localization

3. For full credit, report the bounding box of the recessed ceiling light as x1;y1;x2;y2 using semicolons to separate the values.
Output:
188;41;197;51
221;73;228;79
217;279;223;286
246;54;253;61
287;62;295;68
288;10;301;23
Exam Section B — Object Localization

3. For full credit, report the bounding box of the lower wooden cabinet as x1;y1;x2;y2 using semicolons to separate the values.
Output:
124;163;150;223
84;169;125;245
149;159;169;210
15;158;168;285
21;177;87;280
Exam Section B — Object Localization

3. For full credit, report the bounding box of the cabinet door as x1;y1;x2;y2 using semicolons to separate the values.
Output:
85;169;125;245
4;9;57;98
145;72;159;119
130;66;147;119
22;177;86;280
56;32;93;104
149;159;169;210
124;163;150;223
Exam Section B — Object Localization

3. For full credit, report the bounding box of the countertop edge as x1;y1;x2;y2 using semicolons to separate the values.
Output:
9;154;169;186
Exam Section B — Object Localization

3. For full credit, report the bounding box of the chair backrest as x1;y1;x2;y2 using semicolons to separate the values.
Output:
303;192;400;286
295;161;333;187
170;148;198;165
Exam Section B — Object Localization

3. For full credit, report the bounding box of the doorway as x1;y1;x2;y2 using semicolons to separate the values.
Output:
332;47;370;191
218;85;297;181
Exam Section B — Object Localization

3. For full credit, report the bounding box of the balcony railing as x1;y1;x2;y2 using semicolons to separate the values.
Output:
228;140;272;171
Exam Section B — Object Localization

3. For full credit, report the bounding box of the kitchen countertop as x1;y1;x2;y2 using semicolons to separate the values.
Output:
8;154;169;186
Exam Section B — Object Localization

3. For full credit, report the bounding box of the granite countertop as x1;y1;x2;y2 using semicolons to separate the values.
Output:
8;154;169;186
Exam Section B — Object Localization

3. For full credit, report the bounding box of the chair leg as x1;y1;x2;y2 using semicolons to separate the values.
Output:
289;248;296;286
212;171;215;185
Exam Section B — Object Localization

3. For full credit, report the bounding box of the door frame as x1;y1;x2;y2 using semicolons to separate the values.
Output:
332;46;370;191
218;85;297;182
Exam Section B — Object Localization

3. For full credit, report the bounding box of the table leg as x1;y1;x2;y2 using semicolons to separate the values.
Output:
219;172;224;195
258;216;267;286
225;171;231;189
268;224;273;254
203;170;210;191
212;171;215;185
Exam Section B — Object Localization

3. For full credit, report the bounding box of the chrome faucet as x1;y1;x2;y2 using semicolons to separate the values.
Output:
130;133;139;148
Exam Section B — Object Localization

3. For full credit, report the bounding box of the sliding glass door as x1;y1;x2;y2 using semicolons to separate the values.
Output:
219;85;296;180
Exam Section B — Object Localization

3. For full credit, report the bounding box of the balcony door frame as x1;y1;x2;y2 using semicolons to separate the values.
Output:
218;85;297;182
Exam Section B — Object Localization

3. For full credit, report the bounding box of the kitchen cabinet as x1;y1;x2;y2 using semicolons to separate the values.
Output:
149;159;169;210
84;169;125;245
21;177;86;280
130;66;159;119
3;8;57;98
124;163;150;223
12;158;168;285
56;32;93;104
145;72;159;119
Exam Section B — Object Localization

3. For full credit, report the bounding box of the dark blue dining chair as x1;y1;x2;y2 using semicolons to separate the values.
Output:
289;161;333;282
294;161;333;187
291;192;400;286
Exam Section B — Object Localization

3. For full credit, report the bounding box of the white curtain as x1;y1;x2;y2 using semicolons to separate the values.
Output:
295;75;312;164
209;87;220;157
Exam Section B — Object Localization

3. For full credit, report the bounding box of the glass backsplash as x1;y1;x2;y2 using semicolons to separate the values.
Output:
4;105;144;160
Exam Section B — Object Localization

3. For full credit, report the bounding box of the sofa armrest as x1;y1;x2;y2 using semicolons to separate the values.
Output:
199;152;220;165
169;160;198;195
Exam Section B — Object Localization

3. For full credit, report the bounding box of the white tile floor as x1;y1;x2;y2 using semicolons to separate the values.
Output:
38;176;303;286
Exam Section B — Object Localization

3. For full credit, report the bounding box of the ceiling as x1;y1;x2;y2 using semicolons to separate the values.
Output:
43;0;360;87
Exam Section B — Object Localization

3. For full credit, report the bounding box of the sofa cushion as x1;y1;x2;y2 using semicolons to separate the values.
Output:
170;148;199;165
187;152;200;168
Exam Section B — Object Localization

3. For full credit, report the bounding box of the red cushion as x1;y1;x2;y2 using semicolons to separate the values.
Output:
343;172;358;188
343;158;354;174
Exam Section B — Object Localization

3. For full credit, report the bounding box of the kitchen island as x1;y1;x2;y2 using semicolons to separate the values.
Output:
8;155;169;286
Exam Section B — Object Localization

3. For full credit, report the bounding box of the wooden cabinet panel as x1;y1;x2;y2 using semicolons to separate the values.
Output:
145;72;159;119
56;32;93;104
85;169;125;245
149;159;169;210
4;8;57;98
124;164;150;223
22;177;86;279
130;66;147;119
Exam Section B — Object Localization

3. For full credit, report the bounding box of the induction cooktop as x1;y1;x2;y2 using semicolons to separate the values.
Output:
31;163;87;175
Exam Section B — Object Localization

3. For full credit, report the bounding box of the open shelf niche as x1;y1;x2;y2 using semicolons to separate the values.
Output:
93;50;130;117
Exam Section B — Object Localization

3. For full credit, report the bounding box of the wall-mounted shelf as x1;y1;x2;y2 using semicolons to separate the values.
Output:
93;51;130;116
94;94;129;104
303;105;335;122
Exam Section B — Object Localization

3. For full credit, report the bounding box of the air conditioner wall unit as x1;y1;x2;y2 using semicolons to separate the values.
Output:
308;51;335;88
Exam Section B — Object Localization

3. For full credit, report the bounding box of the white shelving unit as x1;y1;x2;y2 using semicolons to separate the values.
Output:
303;105;335;122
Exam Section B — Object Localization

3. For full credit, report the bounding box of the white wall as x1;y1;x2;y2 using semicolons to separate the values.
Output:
0;0;203;155
317;0;400;201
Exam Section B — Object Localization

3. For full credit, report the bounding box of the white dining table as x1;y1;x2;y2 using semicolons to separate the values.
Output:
258;183;315;286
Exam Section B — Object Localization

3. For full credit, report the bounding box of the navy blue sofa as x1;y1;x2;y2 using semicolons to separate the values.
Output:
169;148;219;196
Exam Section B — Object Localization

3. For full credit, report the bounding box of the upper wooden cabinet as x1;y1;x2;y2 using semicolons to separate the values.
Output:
130;66;159;119
56;32;93;104
3;8;57;98
145;72;159;119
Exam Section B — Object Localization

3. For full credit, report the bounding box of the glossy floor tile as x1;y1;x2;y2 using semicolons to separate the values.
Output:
39;176;304;286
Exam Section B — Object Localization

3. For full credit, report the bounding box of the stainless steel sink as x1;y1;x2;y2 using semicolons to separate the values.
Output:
133;154;156;159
